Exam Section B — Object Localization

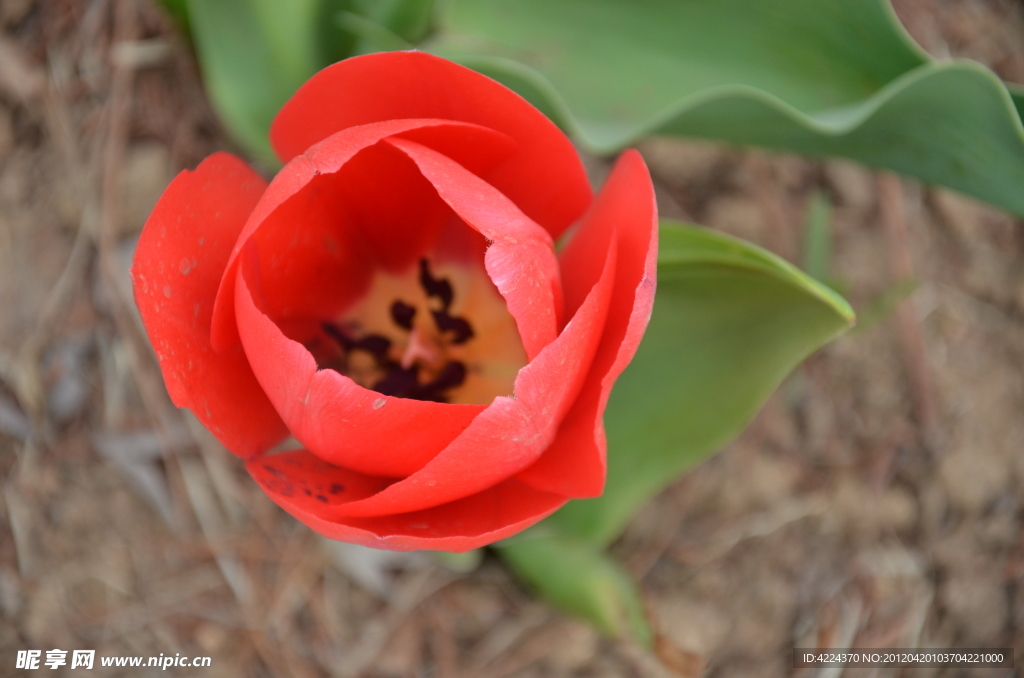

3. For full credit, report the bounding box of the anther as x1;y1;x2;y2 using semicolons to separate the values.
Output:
422;361;467;395
431;309;474;344
316;260;479;403
419;258;453;309
355;334;392;360
390;300;416;330
322;323;392;363
372;364;421;399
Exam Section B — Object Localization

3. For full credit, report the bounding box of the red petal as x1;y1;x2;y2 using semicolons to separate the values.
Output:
247;449;394;506
270;51;591;239
211;119;515;351
387;137;562;360
516;150;658;497
235;247;484;478
130;153;288;458
248;449;567;552
315;243;616;518
236;143;443;327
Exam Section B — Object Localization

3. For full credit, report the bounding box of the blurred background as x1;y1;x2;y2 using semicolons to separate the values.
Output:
0;0;1022;676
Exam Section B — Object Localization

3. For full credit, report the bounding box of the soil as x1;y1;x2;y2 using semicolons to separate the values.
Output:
0;1;1022;677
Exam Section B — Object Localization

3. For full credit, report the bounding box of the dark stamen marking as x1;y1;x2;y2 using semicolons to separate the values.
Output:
431;309;475;344
322;323;392;364
315;260;476;402
370;360;468;403
390;300;416;330
315;494;328;503
419;258;453;309
329;483;345;494
355;333;392;360
421;361;467;395
372;365;422;399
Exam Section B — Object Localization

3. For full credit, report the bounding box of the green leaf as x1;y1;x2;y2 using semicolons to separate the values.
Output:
427;0;1024;217
316;1;359;67
342;0;434;55
499;223;851;639
352;0;435;44
185;0;353;166
544;221;854;545
496;535;651;644
338;11;414;54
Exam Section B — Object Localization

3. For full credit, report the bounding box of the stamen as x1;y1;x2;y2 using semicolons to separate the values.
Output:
322;323;392;363
314;259;487;403
372;364;422;399
431;309;474;344
390;300;416;330
419;258;453;309
372;360;467;403
422;361;467;394
355;334;392;360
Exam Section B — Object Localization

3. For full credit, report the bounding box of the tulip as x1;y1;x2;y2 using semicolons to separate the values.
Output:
132;51;657;551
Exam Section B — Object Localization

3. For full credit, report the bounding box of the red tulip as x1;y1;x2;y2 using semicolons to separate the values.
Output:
131;52;657;551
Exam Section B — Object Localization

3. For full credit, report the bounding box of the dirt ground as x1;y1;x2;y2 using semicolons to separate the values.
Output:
0;1;1022;676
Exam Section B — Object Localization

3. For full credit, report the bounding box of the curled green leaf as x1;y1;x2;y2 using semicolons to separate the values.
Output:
429;0;1024;216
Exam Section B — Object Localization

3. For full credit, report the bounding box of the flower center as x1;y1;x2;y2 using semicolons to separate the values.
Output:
309;258;526;405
